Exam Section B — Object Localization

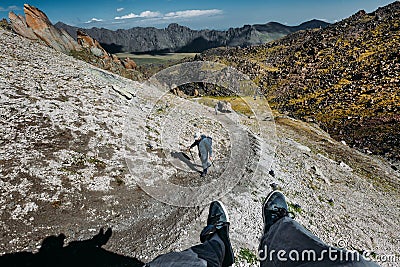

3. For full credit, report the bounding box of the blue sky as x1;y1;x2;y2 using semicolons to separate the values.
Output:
0;0;395;30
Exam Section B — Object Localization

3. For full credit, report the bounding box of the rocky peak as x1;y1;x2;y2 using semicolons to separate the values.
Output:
23;4;52;31
166;23;190;31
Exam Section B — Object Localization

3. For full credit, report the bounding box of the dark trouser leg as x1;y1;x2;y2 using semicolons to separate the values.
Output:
200;153;210;171
192;234;225;267
146;234;225;267
259;217;379;267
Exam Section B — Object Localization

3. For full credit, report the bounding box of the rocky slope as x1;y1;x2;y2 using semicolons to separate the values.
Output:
55;20;329;53
1;26;399;267
198;1;400;166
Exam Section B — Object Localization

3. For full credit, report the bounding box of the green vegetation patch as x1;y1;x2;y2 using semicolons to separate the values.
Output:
237;247;258;264
115;52;197;66
288;202;303;214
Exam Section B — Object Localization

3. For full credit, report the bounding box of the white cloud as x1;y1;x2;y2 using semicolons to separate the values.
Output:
0;5;21;12
115;11;161;20
115;13;139;20
164;9;223;19
315;18;330;23
117;8;124;12
114;9;222;21
85;18;104;24
140;11;161;18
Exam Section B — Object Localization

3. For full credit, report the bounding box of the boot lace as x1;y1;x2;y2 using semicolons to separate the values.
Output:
273;207;295;219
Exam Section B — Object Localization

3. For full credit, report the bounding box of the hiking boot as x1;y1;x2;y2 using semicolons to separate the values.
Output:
200;201;234;267
200;168;208;177
262;190;295;234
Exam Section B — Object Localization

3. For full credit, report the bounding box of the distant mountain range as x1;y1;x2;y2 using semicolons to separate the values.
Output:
55;20;329;54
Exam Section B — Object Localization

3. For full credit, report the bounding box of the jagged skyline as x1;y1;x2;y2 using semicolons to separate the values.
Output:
0;0;396;30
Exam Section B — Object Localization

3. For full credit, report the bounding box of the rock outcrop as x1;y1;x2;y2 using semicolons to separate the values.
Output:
8;11;37;40
55;20;330;53
215;101;233;113
77;29;109;58
12;4;81;52
122;58;137;69
72;29;139;78
0;18;10;30
8;4;139;80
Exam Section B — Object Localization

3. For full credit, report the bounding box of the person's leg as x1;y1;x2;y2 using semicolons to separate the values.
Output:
259;191;379;267
145;248;207;267
146;201;234;267
200;153;209;176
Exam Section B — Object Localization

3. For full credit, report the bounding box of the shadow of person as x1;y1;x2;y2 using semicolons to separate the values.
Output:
170;151;202;172
0;228;144;267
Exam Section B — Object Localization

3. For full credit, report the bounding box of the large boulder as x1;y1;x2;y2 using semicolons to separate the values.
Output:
215;100;233;113
122;57;137;69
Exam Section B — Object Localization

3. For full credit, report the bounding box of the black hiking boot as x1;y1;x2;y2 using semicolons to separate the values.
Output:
262;190;295;234
200;168;208;177
200;201;234;267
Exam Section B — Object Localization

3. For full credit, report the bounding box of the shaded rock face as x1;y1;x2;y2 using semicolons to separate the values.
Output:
55;20;330;53
0;18;10;29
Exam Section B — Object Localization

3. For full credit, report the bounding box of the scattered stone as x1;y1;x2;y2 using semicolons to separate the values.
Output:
112;85;135;100
339;161;353;172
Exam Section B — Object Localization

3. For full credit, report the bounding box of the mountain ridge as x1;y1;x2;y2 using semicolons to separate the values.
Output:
55;19;329;53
